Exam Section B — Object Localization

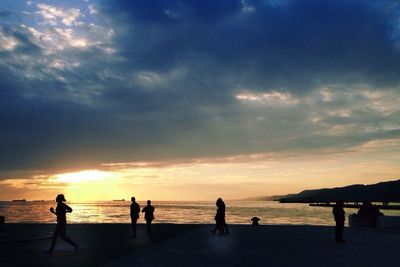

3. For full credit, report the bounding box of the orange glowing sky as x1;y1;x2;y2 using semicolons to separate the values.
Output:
1;141;400;201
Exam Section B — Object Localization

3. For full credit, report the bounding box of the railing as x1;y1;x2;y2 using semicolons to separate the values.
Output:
309;202;400;210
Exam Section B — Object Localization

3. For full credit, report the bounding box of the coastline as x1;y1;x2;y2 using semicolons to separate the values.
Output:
1;223;400;267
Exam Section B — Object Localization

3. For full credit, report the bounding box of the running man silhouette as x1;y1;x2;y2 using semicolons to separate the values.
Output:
142;200;155;237
47;194;79;255
130;197;140;238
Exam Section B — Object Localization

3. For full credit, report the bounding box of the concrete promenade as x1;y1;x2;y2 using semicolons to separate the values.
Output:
1;224;400;266
103;225;400;267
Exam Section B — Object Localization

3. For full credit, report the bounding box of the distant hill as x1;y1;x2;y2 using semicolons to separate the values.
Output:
241;195;292;201
249;179;400;203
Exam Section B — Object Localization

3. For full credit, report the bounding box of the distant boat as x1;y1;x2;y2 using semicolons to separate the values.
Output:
113;199;125;202
12;199;26;202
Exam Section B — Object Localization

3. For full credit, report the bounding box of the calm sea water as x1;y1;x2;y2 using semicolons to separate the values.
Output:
1;201;399;225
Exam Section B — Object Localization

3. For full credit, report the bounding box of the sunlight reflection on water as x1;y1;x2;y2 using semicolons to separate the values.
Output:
1;201;399;225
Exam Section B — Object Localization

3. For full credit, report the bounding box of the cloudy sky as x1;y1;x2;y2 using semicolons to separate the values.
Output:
1;0;400;201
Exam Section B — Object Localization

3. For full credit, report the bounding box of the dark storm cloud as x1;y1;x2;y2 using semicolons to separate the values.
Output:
0;9;12;18
99;0;400;91
0;0;400;174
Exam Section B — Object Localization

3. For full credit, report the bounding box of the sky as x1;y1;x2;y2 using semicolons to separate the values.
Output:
0;0;400;201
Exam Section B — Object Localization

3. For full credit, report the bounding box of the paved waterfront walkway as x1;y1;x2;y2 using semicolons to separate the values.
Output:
102;225;400;267
2;224;400;266
0;224;197;267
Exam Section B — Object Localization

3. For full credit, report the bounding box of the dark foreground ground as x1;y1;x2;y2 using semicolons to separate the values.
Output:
0;223;197;267
1;224;400;267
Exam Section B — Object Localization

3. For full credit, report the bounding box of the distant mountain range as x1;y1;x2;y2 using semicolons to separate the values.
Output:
245;179;400;203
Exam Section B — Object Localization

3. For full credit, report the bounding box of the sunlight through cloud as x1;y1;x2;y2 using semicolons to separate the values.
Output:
51;170;106;183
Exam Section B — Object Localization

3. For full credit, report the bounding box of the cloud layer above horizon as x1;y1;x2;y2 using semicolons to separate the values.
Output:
1;0;400;176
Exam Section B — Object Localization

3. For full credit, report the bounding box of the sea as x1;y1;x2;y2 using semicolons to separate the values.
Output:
1;201;400;225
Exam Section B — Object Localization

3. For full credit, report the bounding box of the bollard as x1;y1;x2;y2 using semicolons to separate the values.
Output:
0;216;4;232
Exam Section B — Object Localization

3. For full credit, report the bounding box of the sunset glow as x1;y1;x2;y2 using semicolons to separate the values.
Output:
50;170;106;184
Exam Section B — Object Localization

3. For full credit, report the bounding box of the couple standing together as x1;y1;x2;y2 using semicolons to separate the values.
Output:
212;198;229;236
130;197;155;238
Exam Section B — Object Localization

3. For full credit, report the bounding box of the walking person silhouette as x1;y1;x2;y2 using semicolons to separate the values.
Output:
47;194;79;255
221;199;229;235
130;197;140;238
142;200;155;237
211;198;229;235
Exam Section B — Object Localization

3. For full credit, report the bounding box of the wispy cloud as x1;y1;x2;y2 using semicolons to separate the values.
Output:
36;4;81;26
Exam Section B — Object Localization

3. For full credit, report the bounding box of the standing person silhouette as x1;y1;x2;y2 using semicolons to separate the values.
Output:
221;199;229;235
333;200;346;243
47;194;79;255
130;197;140;238
142;200;155;237
211;198;229;235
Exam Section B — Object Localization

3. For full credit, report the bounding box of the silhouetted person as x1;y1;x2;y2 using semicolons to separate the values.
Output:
142;200;155;237
357;201;383;227
130;197;140;238
358;201;373;216
211;198;222;234
211;198;229;235
221;200;229;235
47;194;79;255
251;217;260;225
332;200;346;243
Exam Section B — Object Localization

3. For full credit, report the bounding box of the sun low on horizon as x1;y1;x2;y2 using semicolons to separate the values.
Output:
1;0;400;202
